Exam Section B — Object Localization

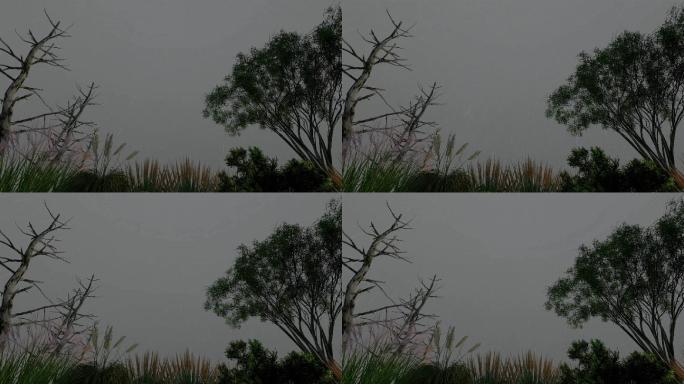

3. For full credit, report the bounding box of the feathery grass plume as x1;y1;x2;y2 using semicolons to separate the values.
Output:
85;324;137;371
89;132;138;179
426;324;480;374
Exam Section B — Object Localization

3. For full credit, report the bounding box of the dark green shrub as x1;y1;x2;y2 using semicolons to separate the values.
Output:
65;170;130;192
406;362;473;384
406;170;471;192
559;147;676;192
559;340;679;384
622;158;677;192
217;340;334;384
65;362;130;384
218;147;332;192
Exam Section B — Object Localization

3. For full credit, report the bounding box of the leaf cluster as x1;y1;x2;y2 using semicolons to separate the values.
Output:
204;200;342;328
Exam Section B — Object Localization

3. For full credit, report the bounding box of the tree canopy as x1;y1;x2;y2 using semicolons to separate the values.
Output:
203;7;341;181
205;199;342;375
547;6;684;174
546;199;684;366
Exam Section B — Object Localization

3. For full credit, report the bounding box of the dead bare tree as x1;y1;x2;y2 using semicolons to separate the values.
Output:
342;12;441;165
0;204;97;352
342;204;439;355
48;275;97;355
0;11;98;163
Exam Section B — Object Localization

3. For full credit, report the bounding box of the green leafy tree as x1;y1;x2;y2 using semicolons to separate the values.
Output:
204;7;341;186
547;6;684;176
205;200;342;378
546;199;684;367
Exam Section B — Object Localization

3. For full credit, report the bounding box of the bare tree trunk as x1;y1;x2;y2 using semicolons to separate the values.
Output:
0;205;96;353
0;12;69;148
0;226;51;348
342;204;439;356
342;13;442;168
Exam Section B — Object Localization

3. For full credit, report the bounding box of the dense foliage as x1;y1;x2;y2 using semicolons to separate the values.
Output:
204;7;342;178
218;147;333;192
546;199;684;365
559;147;677;192
205;200;342;370
217;340;334;384
547;7;684;174
558;340;679;384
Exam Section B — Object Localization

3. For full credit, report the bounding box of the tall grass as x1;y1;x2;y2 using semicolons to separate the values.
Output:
0;350;219;384
343;153;421;192
0;155;77;192
0;351;74;384
344;134;479;192
462;159;561;192
468;352;560;384
126;159;219;192
342;348;420;384
127;351;218;384
343;156;561;192
342;348;561;384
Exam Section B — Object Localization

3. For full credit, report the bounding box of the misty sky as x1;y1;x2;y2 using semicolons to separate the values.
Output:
0;0;336;169
344;0;682;169
343;194;684;363
0;194;337;362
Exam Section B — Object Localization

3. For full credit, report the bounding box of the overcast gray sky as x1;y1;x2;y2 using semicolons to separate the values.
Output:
344;0;682;169
343;194;684;363
0;0;336;169
0;194;337;362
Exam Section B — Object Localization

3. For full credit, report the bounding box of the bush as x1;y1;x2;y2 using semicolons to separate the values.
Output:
405;362;473;384
559;340;679;384
217;340;334;384
65;170;131;192
559;147;677;192
65;362;130;384
218;147;332;192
